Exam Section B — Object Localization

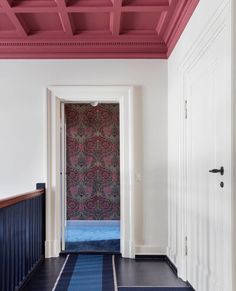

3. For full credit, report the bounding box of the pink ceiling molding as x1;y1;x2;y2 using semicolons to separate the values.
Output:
0;0;199;59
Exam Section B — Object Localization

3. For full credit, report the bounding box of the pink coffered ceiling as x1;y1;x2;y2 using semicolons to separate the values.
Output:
0;0;199;58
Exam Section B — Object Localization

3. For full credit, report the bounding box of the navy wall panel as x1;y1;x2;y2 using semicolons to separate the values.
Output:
0;189;45;291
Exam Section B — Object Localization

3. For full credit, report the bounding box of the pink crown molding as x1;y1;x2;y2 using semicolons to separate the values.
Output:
0;0;199;59
166;0;200;57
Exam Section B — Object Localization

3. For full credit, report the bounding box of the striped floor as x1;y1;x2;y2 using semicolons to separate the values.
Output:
53;254;116;291
52;254;193;291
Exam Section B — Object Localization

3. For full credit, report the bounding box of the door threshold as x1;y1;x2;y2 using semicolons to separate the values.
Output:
60;250;121;256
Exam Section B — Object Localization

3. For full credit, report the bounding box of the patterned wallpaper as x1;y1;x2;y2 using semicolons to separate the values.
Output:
65;103;120;220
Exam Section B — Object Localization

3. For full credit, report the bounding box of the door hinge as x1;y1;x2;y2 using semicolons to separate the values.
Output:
184;100;188;119
185;236;188;256
60;122;63;133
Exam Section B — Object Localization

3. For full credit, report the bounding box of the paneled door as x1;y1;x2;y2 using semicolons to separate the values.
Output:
185;26;232;291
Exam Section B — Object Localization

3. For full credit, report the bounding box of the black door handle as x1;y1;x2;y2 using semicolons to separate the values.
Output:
209;166;224;175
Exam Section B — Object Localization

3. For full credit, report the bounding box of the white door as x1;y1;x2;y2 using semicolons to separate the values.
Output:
185;29;232;291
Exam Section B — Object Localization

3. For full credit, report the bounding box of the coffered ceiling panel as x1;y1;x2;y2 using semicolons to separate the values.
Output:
0;0;199;58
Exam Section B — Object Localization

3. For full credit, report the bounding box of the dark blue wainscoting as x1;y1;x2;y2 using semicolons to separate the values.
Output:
0;185;45;291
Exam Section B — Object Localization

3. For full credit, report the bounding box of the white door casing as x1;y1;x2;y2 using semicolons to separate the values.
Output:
60;102;67;251
46;85;140;259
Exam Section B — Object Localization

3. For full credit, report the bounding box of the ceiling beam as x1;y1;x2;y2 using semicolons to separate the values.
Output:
121;5;169;12
162;0;186;42
12;7;59;13
110;0;122;36
55;0;74;36
6;3;170;13
11;6;112;13
0;0;29;36
156;11;167;35
157;0;178;39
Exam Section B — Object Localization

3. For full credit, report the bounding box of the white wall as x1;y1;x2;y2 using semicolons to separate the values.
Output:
168;0;232;287
0;59;168;254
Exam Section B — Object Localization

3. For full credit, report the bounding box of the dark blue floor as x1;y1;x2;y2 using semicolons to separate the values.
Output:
55;254;115;291
65;220;120;252
115;257;193;290
21;256;194;291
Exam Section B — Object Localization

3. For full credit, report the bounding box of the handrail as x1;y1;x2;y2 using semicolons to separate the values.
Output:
0;188;45;209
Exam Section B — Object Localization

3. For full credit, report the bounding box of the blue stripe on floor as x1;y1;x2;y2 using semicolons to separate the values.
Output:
67;255;103;291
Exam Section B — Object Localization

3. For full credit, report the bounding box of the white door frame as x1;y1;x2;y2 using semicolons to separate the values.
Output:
60;102;67;251
46;85;138;258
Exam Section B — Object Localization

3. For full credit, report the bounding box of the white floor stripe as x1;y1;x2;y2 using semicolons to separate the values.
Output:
118;286;190;289
112;255;118;291
52;255;69;291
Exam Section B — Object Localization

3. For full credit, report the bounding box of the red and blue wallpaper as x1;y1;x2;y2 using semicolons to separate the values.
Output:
65;103;120;220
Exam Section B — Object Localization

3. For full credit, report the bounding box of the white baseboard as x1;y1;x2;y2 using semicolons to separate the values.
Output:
166;246;177;264
121;239;136;259
135;245;166;255
45;240;61;258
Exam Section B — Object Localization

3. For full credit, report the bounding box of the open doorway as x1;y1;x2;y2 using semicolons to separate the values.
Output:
63;103;120;253
47;85;136;258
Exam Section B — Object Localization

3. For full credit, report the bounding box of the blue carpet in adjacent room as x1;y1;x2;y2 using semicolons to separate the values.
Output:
53;254;116;291
65;220;120;252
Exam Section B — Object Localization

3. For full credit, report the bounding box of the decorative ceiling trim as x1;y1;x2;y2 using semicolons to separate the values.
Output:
0;41;165;46
0;0;199;59
167;0;200;57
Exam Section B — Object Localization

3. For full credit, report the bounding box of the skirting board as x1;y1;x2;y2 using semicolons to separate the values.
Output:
45;240;61;258
135;245;166;255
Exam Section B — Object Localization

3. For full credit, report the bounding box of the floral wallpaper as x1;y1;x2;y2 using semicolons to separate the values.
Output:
65;103;120;220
